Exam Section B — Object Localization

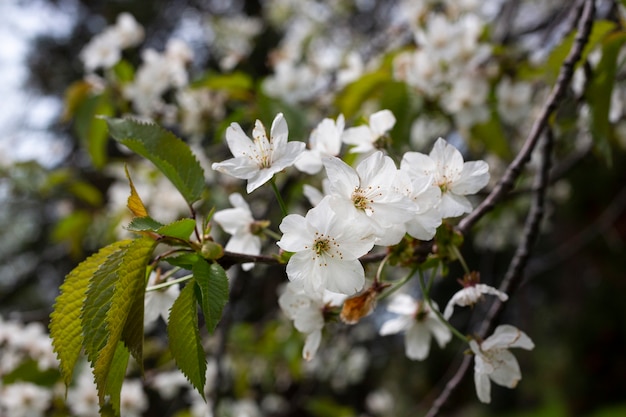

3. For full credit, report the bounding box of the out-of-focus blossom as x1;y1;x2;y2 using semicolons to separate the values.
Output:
144;270;180;329
295;114;345;174
342;110;396;154
0;382;52;417
470;325;535;403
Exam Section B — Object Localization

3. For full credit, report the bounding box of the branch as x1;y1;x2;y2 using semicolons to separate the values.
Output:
457;0;596;235
423;100;560;415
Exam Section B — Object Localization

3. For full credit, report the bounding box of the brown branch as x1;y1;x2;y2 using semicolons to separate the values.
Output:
457;0;596;235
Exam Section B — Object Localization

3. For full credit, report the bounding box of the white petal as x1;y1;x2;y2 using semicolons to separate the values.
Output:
270;112;289;148
401;151;437;178
224;122;253;157
224;233;260;258
277;214;309;252
450;160;490;195
228;193;250;211
488;350;521;388
342;125;373;146
213;207;252;235
321;258;365;295
438;192;472;218
430;138;464;177
323;156;360;197
474;368;492;403
369;109;396;137
476;284;509;302
379;316;412;336
303;330;322;361
303;184;325;207
483;325;535;351
386;294;418;315
294;150;324;174
246;167;280;193
405;322;431;360
427;316;452;347
405;207;441;241
211;157;258;180
293;309;324;334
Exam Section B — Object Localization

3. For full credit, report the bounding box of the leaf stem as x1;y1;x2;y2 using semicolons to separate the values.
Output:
451;245;470;275
270;178;288;217
417;268;468;343
146;274;192;292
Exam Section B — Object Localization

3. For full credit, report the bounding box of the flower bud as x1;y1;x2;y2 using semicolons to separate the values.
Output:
201;240;224;260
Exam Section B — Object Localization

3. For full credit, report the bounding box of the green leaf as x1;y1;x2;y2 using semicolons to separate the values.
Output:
165;253;202;270
93;237;155;404
106;118;206;204
168;280;207;398
157;219;198;240
101;342;131;416
50;240;130;386
335;71;391;119
74;93;114;169
193;260;229;334
586;30;626;166
126;216;164;233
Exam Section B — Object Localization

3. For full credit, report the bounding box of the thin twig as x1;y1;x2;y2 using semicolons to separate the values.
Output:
478;127;554;338
457;0;596;235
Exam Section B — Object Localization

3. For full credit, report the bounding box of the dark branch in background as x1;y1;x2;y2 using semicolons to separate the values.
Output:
477;128;554;338
457;0;596;235
426;0;596;413
425;126;555;417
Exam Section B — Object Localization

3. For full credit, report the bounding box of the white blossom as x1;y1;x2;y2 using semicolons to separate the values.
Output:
295;114;345;174
379;294;451;361
342;110;396;154
278;282;346;360
120;380;148;417
323;151;416;246
0;382;52;417
444;283;508;320
401;137;489;218
212;113;305;193
277;196;375;296
470;325;535;403
213;193;263;271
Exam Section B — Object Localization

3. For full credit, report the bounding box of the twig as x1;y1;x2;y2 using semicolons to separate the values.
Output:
457;0;596;235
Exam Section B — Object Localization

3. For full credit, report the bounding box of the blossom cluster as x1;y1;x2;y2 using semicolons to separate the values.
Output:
210;110;534;402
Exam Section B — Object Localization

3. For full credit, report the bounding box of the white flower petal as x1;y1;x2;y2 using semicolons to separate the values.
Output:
386;294;418;315
482;325;534;351
405;321;431;360
379;316;412;336
224;122;253;157
270;113;288;148
451;160;490;195
474;368;492;403
369;109;396;138
488;350;521;388
438;192;472;218
303;330;322;361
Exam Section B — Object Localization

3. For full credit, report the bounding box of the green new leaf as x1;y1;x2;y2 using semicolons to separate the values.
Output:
74;93;114;169
93;237;155;404
50;240;130;386
106;117;205;204
157;219;198;240
193;260;229;334
126;216;164;233
168;280;207;398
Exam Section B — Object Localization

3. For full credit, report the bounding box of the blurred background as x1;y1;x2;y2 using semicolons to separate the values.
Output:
1;0;626;416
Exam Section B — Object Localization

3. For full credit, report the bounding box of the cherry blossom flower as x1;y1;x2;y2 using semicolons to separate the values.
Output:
295;114;345;174
0;382;52;417
278;282;346;360
213;193;265;271
443;281;508;320
470;325;535;403
212;113;305;193
401;137;489;218
277;196;375;296
395;168;442;241
323;151;416;246
379;294;451;361
342;109;396;154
